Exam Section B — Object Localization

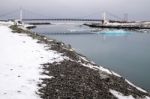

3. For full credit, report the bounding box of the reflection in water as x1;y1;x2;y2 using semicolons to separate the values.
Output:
32;23;150;91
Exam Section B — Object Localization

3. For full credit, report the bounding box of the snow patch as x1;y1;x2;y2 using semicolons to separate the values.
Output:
125;79;147;93
0;21;14;26
110;89;150;99
112;71;121;77
80;61;121;77
80;56;89;62
79;55;122;77
0;26;66;99
145;96;150;99
110;89;135;99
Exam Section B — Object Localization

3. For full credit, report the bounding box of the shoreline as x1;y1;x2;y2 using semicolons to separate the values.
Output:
0;24;150;99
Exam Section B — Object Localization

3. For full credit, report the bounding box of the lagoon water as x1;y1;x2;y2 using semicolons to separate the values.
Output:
32;21;150;91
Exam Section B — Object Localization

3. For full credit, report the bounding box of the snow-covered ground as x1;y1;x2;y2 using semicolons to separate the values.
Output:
0;21;14;26
0;25;67;99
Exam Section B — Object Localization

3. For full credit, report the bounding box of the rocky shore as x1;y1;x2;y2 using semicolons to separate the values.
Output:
7;25;150;99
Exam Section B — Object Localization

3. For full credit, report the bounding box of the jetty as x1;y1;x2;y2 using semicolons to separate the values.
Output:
84;22;150;29
85;12;150;29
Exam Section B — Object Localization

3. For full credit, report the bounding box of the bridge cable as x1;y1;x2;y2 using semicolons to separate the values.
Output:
105;11;122;21
0;9;19;18
22;8;51;19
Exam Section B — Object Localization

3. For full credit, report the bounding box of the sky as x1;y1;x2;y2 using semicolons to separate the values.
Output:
0;0;150;21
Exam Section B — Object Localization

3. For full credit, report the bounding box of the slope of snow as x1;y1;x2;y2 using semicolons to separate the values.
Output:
0;26;67;99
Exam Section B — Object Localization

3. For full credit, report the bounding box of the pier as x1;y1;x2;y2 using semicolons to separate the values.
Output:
84;23;150;29
84;12;150;29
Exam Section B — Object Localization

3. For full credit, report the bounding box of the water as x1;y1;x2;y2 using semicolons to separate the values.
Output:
32;21;150;91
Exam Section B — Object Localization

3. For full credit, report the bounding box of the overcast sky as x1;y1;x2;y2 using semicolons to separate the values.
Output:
0;0;150;21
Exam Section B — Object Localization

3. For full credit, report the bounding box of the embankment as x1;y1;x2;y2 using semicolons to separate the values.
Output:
7;25;150;99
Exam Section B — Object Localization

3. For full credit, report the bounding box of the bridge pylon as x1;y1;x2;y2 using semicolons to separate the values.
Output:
19;8;23;22
102;12;109;25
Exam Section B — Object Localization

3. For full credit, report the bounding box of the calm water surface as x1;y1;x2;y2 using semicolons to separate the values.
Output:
32;21;150;91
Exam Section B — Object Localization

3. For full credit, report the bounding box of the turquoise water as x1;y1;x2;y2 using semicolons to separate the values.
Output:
32;22;150;91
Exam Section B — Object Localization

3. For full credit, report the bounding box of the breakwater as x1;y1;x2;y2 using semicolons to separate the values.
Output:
84;21;150;29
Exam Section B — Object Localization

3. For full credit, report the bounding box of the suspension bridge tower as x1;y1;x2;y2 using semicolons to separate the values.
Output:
19;8;23;22
14;8;23;25
102;12;109;25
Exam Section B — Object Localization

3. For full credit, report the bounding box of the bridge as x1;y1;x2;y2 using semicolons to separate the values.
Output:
22;18;101;22
0;8;125;23
1;8;149;29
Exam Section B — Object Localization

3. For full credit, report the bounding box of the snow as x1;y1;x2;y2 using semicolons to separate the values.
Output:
125;79;147;93
78;56;114;75
106;22;140;26
110;89;150;99
0;21;14;26
80;56;89;62
79;56;150;97
80;58;149;95
0;26;67;99
79;59;121;77
111;71;121;77
146;96;150;99
110;89;135;99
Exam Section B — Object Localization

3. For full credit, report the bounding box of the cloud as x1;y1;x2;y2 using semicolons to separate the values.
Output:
0;0;150;20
